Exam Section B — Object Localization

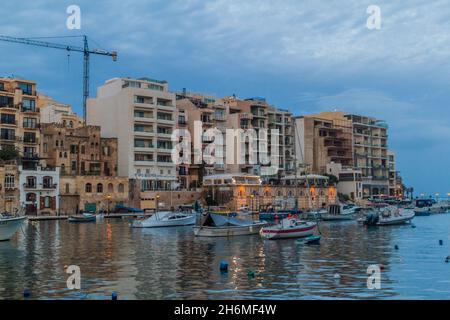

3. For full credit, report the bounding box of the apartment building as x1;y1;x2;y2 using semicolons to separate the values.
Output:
344;113;390;198
267;106;295;181
175;90;233;188
295;112;354;175
388;150;398;197
87;77;177;200
0;77;41;169
38;94;83;128
40;123;118;177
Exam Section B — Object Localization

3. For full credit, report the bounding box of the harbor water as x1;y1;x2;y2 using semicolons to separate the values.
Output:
1;214;450;299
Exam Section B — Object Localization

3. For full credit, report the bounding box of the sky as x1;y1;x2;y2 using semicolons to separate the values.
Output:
0;0;449;197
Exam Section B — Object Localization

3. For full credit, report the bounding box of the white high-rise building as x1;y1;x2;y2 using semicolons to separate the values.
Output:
87;77;177;191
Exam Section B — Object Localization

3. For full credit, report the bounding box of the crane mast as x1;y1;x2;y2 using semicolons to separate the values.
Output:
0;34;118;123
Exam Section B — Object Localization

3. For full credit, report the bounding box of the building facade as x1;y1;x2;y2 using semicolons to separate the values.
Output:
59;175;129;214
87;77;177;209
19;165;60;215
0;77;41;170
40;123;118;177
38;94;83;128
344;113;390;198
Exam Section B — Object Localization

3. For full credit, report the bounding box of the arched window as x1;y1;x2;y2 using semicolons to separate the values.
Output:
85;183;92;193
97;183;103;193
118;183;124;193
108;183;113;193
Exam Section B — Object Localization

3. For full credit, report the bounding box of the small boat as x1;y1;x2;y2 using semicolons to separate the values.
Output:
260;218;317;240
193;213;267;237
131;211;197;228
413;207;432;216
363;206;415;226
303;235;321;245
258;209;302;221
68;213;97;223
0;213;27;241
320;204;356;221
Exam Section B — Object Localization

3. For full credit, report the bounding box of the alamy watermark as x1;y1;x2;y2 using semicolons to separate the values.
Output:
66;5;81;30
366;5;381;30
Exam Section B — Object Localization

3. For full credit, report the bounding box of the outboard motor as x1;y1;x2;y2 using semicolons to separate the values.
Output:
364;212;379;226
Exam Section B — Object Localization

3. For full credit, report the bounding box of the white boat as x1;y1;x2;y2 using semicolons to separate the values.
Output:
364;206;415;226
260;218;317;240
193;213;267;237
0;214;27;241
131;211;197;228
320;204;356;221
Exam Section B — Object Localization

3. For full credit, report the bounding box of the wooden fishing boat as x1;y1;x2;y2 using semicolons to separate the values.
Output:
260;218;317;240
193;213;267;237
68;213;97;223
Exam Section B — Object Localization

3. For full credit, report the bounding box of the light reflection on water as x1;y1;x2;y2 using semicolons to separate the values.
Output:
1;214;450;300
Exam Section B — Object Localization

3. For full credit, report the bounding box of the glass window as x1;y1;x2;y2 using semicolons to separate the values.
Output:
85;183;92;193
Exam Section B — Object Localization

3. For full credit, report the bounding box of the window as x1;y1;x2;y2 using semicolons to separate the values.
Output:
135;154;153;161
70;145;77;154
108;183;114;193
1;114;15;125
43;143;48;153
26;193;36;202
18;83;33;95
56;140;59;147
23;117;37;128
97;183;103;193
26;176;36;188
43;176;53;189
0;128;15;140
24;147;35;158
81;146;85;154
4;174;14;189
0;96;13;107
23;132;36;143
118;183;124;193
65;183;70;194
71;161;76;171
85;183;92;193
22;99;36;111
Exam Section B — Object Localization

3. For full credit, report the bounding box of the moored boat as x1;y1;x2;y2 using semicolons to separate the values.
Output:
363;206;415;226
260;218;317;240
0;214;27;241
320;204;356;221
68;213;97;223
131;211;197;228
193;213;267;237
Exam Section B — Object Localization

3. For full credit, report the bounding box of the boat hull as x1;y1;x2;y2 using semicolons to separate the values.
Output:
132;214;196;228
261;223;316;240
321;214;355;221
0;216;27;241
193;223;266;237
68;215;96;223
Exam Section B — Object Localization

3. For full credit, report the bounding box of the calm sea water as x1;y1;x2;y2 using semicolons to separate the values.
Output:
1;214;450;300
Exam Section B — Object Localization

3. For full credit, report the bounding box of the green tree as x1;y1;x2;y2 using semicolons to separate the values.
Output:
0;146;20;161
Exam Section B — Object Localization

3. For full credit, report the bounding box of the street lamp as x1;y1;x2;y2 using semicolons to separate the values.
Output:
250;194;255;212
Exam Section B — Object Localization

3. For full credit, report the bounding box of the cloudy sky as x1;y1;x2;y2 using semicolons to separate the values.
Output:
0;0;449;196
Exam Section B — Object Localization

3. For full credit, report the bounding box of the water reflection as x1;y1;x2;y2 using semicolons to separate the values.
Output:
1;215;450;299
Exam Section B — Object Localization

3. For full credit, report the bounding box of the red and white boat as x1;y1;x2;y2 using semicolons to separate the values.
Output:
260;218;317;240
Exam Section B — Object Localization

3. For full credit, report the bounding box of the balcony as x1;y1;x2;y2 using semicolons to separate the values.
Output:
0;120;17;126
134;116;154;123
21;107;40;114
42;183;58;190
23;183;36;189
